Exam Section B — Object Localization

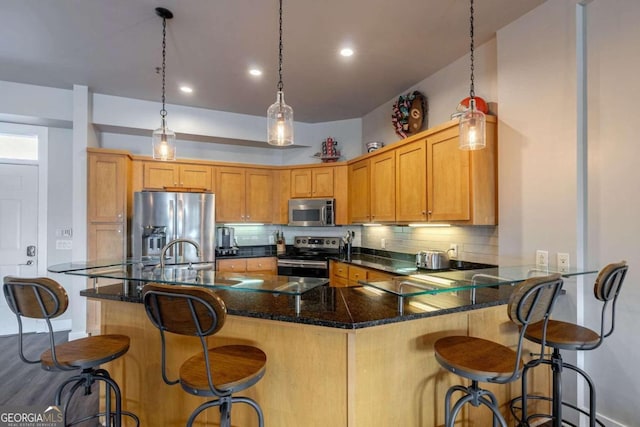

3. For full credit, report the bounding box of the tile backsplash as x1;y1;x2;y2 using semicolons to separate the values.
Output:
226;223;496;264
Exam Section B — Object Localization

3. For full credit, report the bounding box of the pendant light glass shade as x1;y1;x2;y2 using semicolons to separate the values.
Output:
152;7;176;161
267;91;294;146
458;0;486;151
458;98;486;150
152;119;176;160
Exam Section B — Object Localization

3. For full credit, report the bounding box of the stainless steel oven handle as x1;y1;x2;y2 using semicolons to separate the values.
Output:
277;259;328;269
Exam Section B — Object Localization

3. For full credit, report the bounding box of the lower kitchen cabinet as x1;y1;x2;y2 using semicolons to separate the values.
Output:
330;260;394;287
217;257;277;274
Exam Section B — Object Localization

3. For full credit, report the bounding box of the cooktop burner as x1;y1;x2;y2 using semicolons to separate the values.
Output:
279;236;342;261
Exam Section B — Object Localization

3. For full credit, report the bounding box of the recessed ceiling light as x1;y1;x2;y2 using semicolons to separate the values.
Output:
340;48;354;57
179;85;193;93
249;68;263;76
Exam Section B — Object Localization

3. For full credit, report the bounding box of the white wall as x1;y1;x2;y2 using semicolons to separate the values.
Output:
585;0;640;424
495;1;639;425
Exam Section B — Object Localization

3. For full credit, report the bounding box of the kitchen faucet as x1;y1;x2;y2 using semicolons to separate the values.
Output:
160;238;201;268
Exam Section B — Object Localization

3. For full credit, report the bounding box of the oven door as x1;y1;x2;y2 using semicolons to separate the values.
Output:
277;259;329;278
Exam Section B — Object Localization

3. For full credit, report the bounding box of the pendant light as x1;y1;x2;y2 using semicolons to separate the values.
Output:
152;7;176;161
267;0;294;146
458;0;486;151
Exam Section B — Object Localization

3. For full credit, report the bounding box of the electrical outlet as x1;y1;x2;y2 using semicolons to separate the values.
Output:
381;238;386;249
56;240;73;250
557;253;570;273
536;250;549;268
449;243;459;259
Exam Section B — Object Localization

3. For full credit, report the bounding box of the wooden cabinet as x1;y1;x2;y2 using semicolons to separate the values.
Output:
330;260;394;287
141;161;213;191
370;151;396;222
217;257;277;274
348;159;371;223
426;118;497;224
216;167;273;223
87;149;131;335
395;139;428;222
88;152;127;223
290;167;334;198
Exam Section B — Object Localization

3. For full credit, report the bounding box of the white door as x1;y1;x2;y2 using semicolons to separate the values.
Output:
0;163;39;335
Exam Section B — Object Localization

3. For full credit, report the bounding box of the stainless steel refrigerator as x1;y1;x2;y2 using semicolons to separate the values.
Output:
132;191;215;264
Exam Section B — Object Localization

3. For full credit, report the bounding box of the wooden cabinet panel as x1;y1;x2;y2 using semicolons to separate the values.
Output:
246;257;277;273
216;167;246;222
216;258;247;272
290;167;334;198
370;151;396;222
367;270;394;282
217;257;277;274
290;169;312;198
217;167;274;223
348;265;369;284
348;160;371;223
312;168;334;197
88;223;125;261
88;153;126;223
143;162;178;190
179;164;213;191
395;139;427;222
427;127;471;221
245;169;273;223
142;162;213;191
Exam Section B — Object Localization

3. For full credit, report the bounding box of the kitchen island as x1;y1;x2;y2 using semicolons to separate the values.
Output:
49;261;595;427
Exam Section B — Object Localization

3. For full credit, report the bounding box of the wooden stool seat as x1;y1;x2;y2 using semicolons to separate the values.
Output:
525;319;600;350
435;336;523;382
41;335;130;370
180;344;266;395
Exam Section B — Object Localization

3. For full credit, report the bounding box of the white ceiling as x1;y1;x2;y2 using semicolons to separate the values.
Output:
0;0;544;123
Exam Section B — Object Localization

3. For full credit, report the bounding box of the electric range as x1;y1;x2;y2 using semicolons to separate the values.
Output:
276;236;342;278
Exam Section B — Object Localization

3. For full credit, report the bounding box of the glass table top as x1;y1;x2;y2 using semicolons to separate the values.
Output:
361;264;599;297
48;260;328;296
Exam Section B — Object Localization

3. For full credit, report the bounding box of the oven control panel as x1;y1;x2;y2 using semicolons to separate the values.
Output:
293;236;341;250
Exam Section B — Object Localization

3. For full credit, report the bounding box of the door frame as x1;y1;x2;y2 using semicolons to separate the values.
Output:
0;122;48;276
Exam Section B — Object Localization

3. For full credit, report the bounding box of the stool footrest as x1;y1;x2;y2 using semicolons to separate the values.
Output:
510;394;606;427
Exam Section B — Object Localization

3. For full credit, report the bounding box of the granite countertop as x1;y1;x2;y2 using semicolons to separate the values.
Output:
81;281;510;329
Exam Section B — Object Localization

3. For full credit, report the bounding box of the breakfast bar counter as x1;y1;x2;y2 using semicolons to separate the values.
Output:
48;261;597;427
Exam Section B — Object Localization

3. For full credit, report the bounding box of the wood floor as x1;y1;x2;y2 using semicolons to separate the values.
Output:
0;331;100;426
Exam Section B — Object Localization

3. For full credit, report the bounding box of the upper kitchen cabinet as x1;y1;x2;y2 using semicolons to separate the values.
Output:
395;139;427;222
87;149;130;224
139;161;214;192
369;151;396;222
426;117;497;225
216;167;273;223
348;159;371;223
290;166;334;198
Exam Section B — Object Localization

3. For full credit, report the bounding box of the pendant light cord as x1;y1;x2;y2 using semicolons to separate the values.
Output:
469;0;475;99
277;0;284;92
161;15;168;121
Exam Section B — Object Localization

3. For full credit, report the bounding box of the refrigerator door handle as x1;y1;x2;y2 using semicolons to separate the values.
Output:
168;199;175;258
177;197;184;257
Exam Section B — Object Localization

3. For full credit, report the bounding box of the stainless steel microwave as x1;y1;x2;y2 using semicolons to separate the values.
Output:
288;198;335;227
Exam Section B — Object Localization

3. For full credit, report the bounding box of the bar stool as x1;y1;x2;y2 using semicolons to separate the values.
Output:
142;283;267;427
512;261;628;427
434;274;564;427
2;276;139;427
